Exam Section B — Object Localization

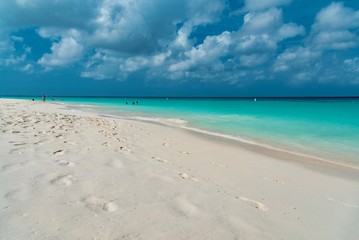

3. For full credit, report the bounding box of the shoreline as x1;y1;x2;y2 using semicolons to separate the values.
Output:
65;102;359;174
17;96;359;170
1;99;358;239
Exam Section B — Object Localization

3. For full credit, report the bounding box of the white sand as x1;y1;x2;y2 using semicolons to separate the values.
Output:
0;99;358;240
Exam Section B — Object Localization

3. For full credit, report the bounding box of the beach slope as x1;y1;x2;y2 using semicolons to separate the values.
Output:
0;99;358;239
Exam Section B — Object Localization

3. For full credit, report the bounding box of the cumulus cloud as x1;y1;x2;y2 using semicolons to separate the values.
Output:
38;37;83;68
344;57;359;72
309;2;359;51
312;2;359;32
1;0;97;30
311;30;357;50
169;31;231;72
244;0;292;11
79;0;226;81
164;6;304;82
0;0;358;87
271;2;359;84
0;34;31;67
21;63;33;72
235;8;304;53
239;54;269;67
273;47;321;72
81;52;123;80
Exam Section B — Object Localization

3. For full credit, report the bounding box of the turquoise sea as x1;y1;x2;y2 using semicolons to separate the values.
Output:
3;96;359;168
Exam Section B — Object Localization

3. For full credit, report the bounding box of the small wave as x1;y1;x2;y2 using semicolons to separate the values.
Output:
179;126;359;171
218;114;255;121
133;116;188;126
180;126;257;145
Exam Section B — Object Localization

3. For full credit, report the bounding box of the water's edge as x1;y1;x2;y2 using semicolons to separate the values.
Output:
61;102;359;172
3;97;359;170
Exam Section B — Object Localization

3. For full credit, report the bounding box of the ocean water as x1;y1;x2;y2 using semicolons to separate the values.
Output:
4;96;359;168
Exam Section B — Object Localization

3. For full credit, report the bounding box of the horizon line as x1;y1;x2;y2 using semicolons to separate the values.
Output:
1;95;359;99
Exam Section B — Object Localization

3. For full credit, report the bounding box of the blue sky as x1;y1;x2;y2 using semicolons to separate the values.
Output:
0;0;359;96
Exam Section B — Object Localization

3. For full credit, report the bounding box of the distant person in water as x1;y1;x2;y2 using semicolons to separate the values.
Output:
42;95;46;102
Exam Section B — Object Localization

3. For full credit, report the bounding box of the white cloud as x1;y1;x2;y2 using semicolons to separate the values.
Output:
277;23;305;41
0;34;30;66
87;0;224;54
273;47;320;72
270;2;359;85
1;0;98;31
168;31;231;73
10;35;23;42
0;0;358;88
309;2;359;51
15;0;37;8
344;58;359;72
81;51;123;80
313;2;359;32
21;63;33;72
239;54;269;67
124;5;304;83
4;53;26;66
242;8;283;34
38;37;83;68
311;30;357;50
235;34;277;53
235;8;304;54
27;0;224;72
0;39;13;56
244;0;292;11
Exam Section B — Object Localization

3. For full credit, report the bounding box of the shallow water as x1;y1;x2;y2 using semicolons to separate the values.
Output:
5;96;359;167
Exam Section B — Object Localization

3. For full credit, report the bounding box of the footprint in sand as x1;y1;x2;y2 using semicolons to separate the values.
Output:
237;196;268;211
211;161;227;168
174;196;201;217
325;197;358;208
9;141;27;146
83;196;119;212
179;150;190;155
116;138;127;142
50;174;76;186
107;159;124;169
1;164;15;172
152;156;168;164
53;150;64;155
102;142;111;147
118;146;132;153
14;142;26;146
4;188;31;201
120;233;141;239
179;172;199;182
262;177;284;185
162;142;171;147
33;140;45;145
57;160;75;167
9;148;24;155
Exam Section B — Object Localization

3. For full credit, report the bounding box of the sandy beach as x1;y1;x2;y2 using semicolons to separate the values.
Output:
0;99;358;240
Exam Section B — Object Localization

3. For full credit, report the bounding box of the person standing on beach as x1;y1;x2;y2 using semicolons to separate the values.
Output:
42;95;46;102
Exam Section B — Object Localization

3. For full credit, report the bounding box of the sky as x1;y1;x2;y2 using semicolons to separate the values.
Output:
0;0;359;97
